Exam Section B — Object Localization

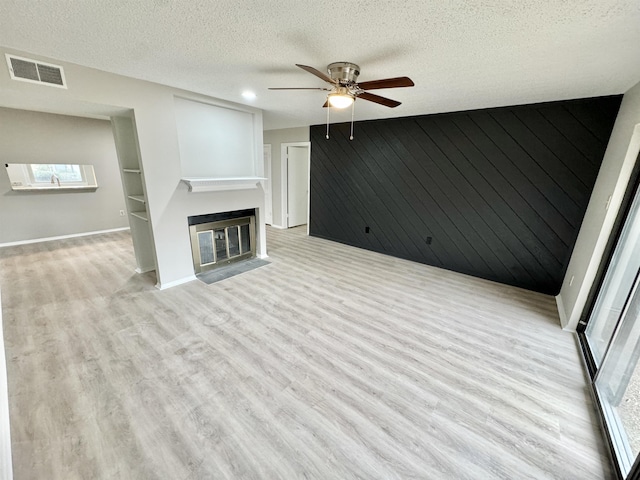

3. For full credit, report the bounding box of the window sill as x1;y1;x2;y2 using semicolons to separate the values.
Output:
9;185;98;192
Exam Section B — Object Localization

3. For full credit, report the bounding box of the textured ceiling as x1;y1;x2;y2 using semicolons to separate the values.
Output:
1;0;639;130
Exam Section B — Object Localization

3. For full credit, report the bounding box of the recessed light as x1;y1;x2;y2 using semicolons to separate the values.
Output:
242;91;256;100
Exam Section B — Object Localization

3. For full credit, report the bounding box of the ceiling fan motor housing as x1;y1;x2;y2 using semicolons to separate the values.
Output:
328;62;360;84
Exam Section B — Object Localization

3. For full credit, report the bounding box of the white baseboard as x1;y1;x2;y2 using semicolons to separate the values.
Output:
556;294;572;331
0;227;130;248
156;275;197;290
257;253;269;259
270;224;287;230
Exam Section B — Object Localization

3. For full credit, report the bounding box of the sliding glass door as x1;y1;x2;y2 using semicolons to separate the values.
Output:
593;273;640;475
585;190;640;365
582;176;640;478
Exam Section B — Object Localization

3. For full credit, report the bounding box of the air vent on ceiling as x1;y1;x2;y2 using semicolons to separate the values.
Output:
5;54;67;88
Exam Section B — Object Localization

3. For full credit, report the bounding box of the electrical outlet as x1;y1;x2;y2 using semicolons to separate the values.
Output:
426;236;432;245
119;210;125;216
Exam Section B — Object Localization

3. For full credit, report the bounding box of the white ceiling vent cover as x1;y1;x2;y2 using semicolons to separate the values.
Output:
5;54;67;88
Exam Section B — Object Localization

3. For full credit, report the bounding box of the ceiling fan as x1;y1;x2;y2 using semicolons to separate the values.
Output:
269;62;414;109
269;62;414;139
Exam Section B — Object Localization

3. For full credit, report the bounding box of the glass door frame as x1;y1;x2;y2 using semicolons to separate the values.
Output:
578;157;640;373
589;267;640;476
578;155;640;480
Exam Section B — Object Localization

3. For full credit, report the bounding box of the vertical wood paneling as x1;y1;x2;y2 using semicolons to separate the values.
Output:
309;96;622;294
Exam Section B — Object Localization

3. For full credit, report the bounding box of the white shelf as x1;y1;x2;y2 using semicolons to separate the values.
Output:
127;195;146;204
130;211;148;221
181;177;266;193
123;168;141;174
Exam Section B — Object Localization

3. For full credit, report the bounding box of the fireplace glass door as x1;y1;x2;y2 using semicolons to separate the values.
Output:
189;216;256;273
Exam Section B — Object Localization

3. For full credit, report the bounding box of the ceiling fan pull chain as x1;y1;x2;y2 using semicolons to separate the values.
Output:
350;101;355;140
326;101;330;139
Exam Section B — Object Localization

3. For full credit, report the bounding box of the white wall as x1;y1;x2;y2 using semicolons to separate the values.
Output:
557;80;640;330
0;46;264;288
174;97;257;178
0;107;128;244
263;127;309;227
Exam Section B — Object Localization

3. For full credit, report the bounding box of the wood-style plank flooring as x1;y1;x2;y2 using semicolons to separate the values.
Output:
0;227;612;479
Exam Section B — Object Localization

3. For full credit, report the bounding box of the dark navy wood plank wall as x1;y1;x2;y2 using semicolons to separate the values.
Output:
309;96;622;294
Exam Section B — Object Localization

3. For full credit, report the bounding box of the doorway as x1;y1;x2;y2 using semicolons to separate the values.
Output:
281;142;310;230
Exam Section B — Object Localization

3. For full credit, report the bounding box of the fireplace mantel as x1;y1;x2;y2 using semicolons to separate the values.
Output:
181;177;266;193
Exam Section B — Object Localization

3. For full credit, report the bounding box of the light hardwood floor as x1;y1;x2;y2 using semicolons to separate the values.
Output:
0;227;612;479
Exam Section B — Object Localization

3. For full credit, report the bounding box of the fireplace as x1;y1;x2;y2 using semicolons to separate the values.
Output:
188;209;256;274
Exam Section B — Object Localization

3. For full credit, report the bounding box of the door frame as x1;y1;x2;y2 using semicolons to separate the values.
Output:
263;144;273;225
579;149;640;376
578;147;640;480
281;141;311;232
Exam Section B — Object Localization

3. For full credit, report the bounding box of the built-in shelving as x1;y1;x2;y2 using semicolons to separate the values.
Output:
181;177;266;193
130;211;148;221
127;195;146;204
112;115;156;273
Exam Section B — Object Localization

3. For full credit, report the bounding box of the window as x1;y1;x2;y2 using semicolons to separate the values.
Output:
30;164;84;184
5;163;98;191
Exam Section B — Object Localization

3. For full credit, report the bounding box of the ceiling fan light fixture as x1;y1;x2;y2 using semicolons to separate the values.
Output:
328;92;354;109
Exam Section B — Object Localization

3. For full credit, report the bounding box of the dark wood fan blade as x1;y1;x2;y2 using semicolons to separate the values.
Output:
357;76;414;90
296;64;336;85
357;92;401;108
268;87;330;90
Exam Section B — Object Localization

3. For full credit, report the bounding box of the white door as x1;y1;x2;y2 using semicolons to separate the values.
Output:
263;144;273;225
287;146;309;228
